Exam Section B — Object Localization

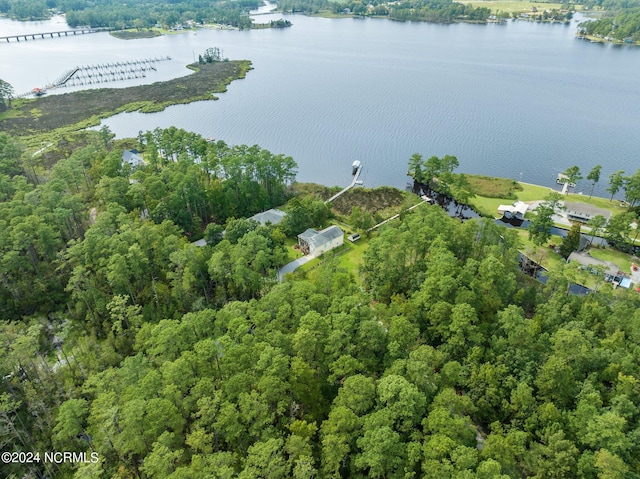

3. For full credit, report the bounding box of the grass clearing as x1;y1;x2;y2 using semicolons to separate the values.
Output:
588;247;638;274
467;177;627;219
466;174;523;198
284;237;305;263
562;192;628;213
297;238;370;282
461;0;580;14
469;181;554;217
516;229;566;272
513;182;556;202
337;236;370;278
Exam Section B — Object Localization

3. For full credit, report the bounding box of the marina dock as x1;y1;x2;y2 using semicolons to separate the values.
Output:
14;57;171;98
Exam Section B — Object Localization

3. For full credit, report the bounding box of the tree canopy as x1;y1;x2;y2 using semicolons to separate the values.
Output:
0;78;14;111
2;130;640;479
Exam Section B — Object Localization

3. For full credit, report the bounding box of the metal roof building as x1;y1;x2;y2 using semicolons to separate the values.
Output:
563;202;612;223
249;209;287;226
297;225;344;258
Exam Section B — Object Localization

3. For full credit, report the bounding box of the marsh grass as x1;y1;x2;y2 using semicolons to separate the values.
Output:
109;29;163;40
466;174;523;198
1;60;252;140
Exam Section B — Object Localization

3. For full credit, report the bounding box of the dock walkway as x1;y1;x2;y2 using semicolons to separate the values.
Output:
14;56;171;98
324;164;363;204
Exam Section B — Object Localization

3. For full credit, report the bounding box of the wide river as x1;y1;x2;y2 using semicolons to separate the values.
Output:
1;12;638;190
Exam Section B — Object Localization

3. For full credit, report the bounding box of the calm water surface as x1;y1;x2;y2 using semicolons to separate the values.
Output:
1;14;638;190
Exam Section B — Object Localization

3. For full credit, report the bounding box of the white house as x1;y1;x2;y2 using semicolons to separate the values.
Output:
497;201;529;219
297;225;344;258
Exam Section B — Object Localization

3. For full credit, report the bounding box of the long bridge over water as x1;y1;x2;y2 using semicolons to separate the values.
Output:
0;28;99;43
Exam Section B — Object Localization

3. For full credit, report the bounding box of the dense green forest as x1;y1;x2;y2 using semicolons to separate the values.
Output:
0;0;261;29
0;127;297;320
1;128;640;478
0;0;633;29
578;0;640;41
579;5;640;42
277;0;491;23
0;0;509;27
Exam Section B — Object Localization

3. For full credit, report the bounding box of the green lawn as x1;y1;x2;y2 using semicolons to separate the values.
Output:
562;192;628;212
588;247;639;274
284;237;305;263
461;0;582;14
516;229;566;272
298;238;369;276
466;174;522;198
337;236;370;278
290;220;373;281
470;181;554;217
298;256;323;272
468;179;627;219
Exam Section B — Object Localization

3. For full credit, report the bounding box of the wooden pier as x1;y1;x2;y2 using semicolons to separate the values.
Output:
325;162;364;204
53;57;171;88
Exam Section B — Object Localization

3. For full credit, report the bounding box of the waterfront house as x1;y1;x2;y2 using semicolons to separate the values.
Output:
298;225;344;257
563;201;611;224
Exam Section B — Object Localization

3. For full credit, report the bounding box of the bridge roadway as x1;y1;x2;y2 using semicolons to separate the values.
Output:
1;29;99;43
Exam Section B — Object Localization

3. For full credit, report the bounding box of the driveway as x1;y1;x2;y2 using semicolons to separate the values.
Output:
277;255;313;281
528;200;572;227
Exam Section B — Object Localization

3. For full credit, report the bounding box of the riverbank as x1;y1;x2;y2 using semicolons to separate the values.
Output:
298;178;638;293
307;0;576;23
461;0;575;14
293;182;421;218
577;33;640;46
464;174;628;219
0;60;252;147
442;173;640;288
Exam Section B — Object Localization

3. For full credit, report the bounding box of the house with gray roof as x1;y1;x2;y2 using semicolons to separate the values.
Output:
249;209;287;226
567;251;629;287
298;225;344;258
122;149;145;167
568;251;619;278
563;201;611;224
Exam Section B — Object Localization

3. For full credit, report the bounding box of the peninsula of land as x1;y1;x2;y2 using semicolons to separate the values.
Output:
0;60;252;144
